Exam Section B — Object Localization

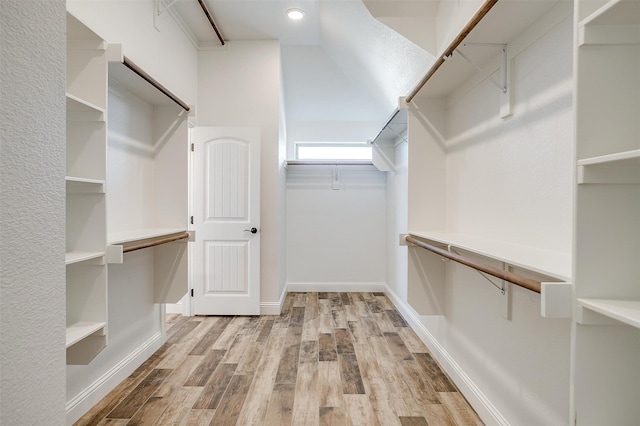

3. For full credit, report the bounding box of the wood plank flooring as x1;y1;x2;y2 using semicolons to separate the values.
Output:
74;292;483;426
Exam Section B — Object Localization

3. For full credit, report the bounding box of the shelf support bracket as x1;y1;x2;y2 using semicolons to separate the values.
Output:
455;43;507;94
156;0;180;15
455;43;512;118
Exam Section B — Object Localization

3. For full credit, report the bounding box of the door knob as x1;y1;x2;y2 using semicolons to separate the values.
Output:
244;227;258;234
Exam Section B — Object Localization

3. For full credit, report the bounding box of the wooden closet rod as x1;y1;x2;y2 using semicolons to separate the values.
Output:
405;235;542;294
122;56;191;112
197;0;225;46
405;0;499;103
123;232;190;253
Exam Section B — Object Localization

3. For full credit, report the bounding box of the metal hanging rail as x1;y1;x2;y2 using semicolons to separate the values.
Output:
123;232;190;253
371;108;400;144
286;160;374;166
405;0;499;103
197;0;226;46
122;56;191;112
405;234;542;294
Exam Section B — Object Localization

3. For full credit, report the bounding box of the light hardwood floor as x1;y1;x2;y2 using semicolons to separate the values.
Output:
74;292;483;426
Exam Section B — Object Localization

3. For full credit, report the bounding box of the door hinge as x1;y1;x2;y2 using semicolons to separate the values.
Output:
191;143;194;152
191;289;194;297
190;215;194;225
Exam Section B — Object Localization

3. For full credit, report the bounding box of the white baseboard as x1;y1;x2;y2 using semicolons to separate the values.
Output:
286;282;386;293
383;285;508;426
65;332;164;425
261;286;287;315
165;302;183;314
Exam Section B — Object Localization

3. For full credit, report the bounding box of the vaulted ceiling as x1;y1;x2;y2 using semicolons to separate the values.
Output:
173;0;434;141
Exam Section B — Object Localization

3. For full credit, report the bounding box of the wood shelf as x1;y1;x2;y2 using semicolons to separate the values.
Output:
108;228;188;245
578;298;640;328
66;321;106;348
580;0;640;27
408;231;571;281
65;251;105;265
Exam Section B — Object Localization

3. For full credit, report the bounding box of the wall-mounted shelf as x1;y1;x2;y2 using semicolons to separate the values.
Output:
66;93;105;116
577;149;640;184
407;231;571;281
108;47;190;112
66;177;105;193
405;232;572;318
66;321;107;348
580;0;640;27
578;148;640;166
578;298;640;328
108;228;188;245
65;251;105;265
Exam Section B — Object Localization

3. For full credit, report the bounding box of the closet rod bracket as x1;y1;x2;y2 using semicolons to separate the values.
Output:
449;246;506;294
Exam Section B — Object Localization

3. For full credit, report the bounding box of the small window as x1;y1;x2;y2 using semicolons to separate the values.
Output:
295;143;372;160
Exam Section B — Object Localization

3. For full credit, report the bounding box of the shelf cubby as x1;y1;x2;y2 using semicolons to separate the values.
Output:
578;298;640;328
573;0;640;421
65;11;109;364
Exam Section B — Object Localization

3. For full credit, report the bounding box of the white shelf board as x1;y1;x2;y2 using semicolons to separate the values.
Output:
65;251;105;265
66;321;106;347
580;0;640;27
66;92;105;114
108;228;187;245
578;149;640;166
108;61;178;108
408;231;571;281
66;176;105;193
578;298;640;328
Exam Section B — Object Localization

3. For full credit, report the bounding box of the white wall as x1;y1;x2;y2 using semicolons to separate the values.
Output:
286;167;387;289
198;41;286;307
281;45;386;157
0;1;67;424
396;8;574;426
445;16;573;253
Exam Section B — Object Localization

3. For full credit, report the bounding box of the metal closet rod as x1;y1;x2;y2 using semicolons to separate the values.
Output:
122;56;191;112
405;0;500;103
197;0;225;46
123;232;190;253
404;235;542;294
286;160;373;166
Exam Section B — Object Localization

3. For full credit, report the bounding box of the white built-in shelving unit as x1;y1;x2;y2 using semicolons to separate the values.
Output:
106;47;191;304
65;12;192;365
573;0;640;423
404;0;572;318
65;13;109;364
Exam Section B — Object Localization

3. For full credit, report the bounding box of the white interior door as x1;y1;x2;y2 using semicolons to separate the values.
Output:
192;127;260;315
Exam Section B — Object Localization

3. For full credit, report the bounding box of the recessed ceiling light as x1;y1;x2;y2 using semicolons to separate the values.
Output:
286;8;305;21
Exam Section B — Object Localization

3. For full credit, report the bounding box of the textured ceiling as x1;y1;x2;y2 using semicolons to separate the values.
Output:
172;0;434;137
